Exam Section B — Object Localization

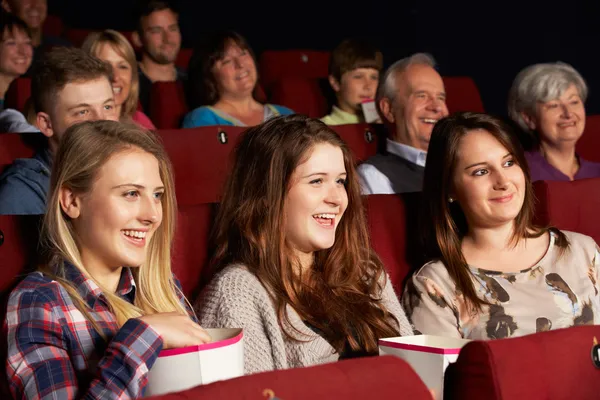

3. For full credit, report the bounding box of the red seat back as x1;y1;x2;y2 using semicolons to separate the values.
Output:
150;81;189;129
269;77;327;118
0;134;36;172
147;355;431;400
444;325;600;399
442;76;485;113
533;178;600;243
259;49;330;89
577;114;600;163
364;193;424;295
175;48;193;69
172;204;216;298
159;126;246;205
43;15;64;37
5;77;31;113
331;123;379;163
63;28;96;47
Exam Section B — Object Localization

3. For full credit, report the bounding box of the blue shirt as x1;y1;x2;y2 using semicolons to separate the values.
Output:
182;104;293;128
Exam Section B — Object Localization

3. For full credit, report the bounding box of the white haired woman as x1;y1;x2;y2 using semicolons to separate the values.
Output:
508;62;600;181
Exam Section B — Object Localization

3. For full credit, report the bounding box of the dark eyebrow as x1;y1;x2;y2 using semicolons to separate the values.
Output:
464;153;511;170
302;172;347;179
112;184;165;191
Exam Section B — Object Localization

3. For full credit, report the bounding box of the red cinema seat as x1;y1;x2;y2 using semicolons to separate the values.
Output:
147;355;431;400
150;81;189;129
269;77;327;118
442;76;485;113
533;178;600;244
64;28;96;47
577;114;600;163
331;123;379;163
159;126;247;205
43;15;64;37
444;325;600;400
0;134;36;171
364;193;424;295
5;77;31;113
172;204;216;298
175;48;193;69
0;215;43;294
258;49;330;90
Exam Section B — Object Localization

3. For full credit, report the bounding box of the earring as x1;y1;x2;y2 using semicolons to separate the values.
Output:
448;197;455;203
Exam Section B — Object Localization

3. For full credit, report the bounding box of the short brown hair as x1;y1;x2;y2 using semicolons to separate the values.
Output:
186;30;256;108
328;39;383;83
135;0;178;34
31;47;112;114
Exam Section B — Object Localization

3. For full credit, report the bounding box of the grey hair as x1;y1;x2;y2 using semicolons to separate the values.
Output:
376;52;437;106
508;62;588;132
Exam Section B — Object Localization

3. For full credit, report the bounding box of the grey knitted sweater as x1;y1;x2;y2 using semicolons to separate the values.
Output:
196;265;413;374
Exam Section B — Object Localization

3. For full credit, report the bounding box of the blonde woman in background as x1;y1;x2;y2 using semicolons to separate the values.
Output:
82;30;156;130
5;120;209;399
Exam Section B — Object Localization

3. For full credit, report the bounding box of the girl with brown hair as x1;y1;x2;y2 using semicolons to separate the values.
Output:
403;112;600;339
197;114;412;373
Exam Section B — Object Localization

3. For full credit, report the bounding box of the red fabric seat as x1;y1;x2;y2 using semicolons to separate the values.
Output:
364;193;424;295
5;77;31;113
258;49;330;90
175;48;193;69
444;325;600;399
533;178;600;244
331;123;379;163
0;133;37;172
158;126;247;205
147;355;430;400
269;77;327;118
43;15;64;37
63;28;96;47
442;76;484;113
150;81;189;129
577;114;600;163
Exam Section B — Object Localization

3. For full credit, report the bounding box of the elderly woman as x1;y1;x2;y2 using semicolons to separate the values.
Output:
508;62;600;181
182;30;293;127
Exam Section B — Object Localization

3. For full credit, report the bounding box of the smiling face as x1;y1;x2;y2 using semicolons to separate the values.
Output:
212;42;257;99
64;147;165;277
139;8;181;65
386;64;448;151
95;43;132;108
0;26;32;78
283;143;349;266
451;129;526;230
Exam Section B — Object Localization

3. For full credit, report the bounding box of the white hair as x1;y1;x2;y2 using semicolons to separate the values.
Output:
376;52;437;107
508;62;588;132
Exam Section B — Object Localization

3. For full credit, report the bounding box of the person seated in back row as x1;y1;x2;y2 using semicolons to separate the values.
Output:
0;47;120;215
197;115;412;374
182;30;293;128
321;38;382;125
0;12;32;109
403;112;600;340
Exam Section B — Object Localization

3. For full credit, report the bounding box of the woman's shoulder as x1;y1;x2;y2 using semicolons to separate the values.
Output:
266;104;294;115
131;110;156;130
556;229;598;251
205;264;269;298
181;106;223;128
8;271;68;309
413;259;452;280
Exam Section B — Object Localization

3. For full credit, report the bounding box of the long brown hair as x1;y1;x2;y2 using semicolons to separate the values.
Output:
211;114;399;353
420;112;568;310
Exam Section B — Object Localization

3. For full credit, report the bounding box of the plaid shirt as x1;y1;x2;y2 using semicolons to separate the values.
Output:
5;262;193;399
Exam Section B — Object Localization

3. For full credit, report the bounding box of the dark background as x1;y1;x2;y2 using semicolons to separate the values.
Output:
47;0;600;117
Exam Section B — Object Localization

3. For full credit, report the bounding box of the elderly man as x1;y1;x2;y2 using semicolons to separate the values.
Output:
358;53;448;194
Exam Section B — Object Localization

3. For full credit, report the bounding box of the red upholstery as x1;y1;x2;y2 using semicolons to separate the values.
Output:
331;123;379;163
150;81;189;129
364;193;424;295
258;50;330;89
533;178;600;244
577;114;600;163
269;77;327;118
159;126;247;205
442;76;485;113
147;355;431;400
5;77;31;113
0;133;35;167
444;325;600;399
172;204;216;298
64;28;96;47
0;215;43;294
43;15;64;37
175;48;193;69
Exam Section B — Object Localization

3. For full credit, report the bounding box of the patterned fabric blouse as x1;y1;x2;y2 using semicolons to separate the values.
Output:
402;230;600;339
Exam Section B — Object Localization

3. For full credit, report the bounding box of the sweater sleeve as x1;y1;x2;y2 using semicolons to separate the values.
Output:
380;273;414;336
197;268;282;374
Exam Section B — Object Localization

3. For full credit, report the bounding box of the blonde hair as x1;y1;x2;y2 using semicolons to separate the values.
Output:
41;120;187;331
81;30;140;120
